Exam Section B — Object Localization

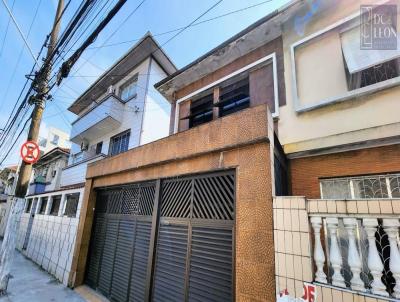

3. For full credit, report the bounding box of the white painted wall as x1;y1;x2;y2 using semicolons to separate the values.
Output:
60;155;105;187
16;188;84;286
140;58;171;145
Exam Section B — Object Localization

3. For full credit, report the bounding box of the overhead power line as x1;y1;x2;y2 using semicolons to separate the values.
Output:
0;0;16;58
1;0;39;66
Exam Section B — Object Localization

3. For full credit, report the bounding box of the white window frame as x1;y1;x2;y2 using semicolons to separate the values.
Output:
173;52;279;133
119;74;138;102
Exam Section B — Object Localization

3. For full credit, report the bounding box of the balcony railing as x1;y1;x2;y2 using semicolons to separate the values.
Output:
70;94;125;144
309;199;400;299
60;154;106;187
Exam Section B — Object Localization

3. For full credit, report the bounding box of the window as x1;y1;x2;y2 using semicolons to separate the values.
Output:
51;134;59;145
64;193;80;218
189;94;213;128
218;76;250;117
38;137;47;148
320;173;400;199
95;141;103;155
50;195;61;216
73;152;83;164
109;130;130;156
346;59;399;90
120;76;138;102
25;199;32;213
51;170;56;178
39;197;48;214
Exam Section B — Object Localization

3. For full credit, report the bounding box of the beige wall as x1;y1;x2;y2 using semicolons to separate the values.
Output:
279;0;400;154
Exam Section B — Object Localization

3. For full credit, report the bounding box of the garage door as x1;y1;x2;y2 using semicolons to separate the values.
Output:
85;171;235;302
85;181;156;301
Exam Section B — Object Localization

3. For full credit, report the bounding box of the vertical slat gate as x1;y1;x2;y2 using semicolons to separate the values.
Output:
85;171;235;302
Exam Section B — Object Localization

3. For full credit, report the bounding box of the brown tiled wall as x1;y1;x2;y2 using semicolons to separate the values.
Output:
289;144;400;198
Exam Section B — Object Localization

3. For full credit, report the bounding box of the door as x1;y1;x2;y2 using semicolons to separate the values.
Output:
85;181;156;302
85;171;235;302
23;198;38;250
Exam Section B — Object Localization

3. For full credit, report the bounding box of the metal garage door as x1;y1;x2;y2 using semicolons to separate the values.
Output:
85;171;235;302
85;181;156;302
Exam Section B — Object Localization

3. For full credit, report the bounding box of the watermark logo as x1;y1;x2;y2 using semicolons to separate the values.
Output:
360;4;397;50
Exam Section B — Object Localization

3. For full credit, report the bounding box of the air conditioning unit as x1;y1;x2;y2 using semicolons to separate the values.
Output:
107;85;115;94
80;140;89;151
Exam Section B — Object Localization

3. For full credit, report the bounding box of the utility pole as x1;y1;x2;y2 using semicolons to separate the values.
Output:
0;0;64;295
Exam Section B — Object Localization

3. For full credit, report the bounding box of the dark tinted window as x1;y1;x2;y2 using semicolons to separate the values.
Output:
50;195;62;216
189;94;213;128
218;77;250;117
39;197;48;214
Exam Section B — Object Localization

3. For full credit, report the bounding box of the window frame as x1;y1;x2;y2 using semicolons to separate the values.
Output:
109;130;131;156
119;75;138;102
39;197;48;214
95;141;103;155
64;193;80;218
50;195;62;216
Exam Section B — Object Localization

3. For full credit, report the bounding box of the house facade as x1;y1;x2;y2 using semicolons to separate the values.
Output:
273;0;400;301
67;10;288;301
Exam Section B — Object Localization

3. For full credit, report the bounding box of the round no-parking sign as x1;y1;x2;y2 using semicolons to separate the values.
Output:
20;141;40;164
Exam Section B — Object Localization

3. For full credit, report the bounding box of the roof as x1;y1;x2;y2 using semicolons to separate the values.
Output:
35;147;70;166
68;32;177;114
155;0;302;101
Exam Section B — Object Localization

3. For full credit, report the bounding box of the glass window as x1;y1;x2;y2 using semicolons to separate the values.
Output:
109;130;130;156
25;199;32;213
95;141;103;155
38;137;47;147
218;76;250;117
120;76;138;102
64;193;80;218
73;152;83;164
50;195;61;216
320;173;400;199
189;93;213;128
51;134;59;145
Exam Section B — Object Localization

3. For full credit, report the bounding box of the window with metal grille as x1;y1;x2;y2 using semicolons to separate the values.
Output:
109;130;130;156
346;58;399;90
50;195;61;216
218;76;250;117
64;193;80;217
189;93;213;128
39;197;48;214
320;173;400;199
25;199;32;213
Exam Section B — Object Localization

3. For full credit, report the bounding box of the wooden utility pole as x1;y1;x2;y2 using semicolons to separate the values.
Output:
15;0;64;197
0;0;64;294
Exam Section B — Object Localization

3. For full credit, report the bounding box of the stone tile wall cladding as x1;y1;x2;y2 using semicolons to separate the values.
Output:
16;189;84;286
273;196;400;302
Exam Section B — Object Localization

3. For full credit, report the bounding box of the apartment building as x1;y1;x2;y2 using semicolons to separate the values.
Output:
38;126;70;154
273;0;400;301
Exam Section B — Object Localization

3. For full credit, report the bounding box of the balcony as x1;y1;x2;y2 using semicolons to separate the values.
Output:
60;154;106;187
70;94;125;144
273;197;400;301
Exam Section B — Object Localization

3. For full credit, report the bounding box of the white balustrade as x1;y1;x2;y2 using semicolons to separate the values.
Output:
309;215;400;298
363;218;389;297
310;216;327;283
326;217;346;287
383;219;400;298
343;218;365;291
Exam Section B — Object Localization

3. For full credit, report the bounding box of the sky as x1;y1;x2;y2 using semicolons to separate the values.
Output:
0;0;290;167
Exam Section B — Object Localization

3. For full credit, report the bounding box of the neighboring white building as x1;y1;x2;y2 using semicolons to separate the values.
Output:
60;33;176;189
16;33;176;287
38;125;71;154
0;166;18;237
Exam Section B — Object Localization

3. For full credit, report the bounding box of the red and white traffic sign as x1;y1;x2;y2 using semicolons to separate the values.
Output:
20;141;40;164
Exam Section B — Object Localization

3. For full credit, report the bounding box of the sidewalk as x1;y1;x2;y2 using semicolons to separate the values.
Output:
0;250;85;302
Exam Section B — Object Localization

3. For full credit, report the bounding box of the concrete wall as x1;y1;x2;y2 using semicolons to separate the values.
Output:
279;0;400;154
16;188;84;286
71;105;277;301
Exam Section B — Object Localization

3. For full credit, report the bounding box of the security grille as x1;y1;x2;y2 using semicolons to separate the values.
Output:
50;195;61;216
64;193;80;217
